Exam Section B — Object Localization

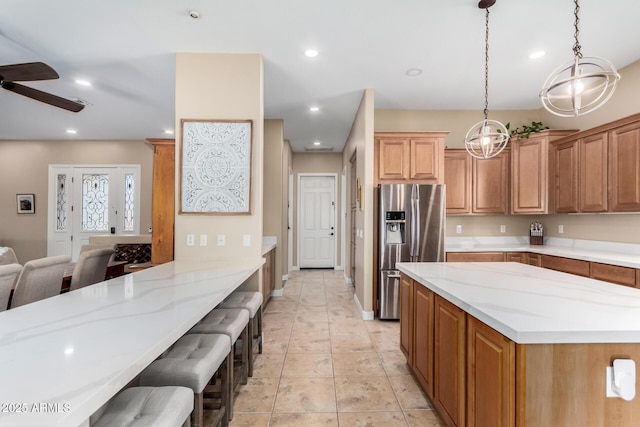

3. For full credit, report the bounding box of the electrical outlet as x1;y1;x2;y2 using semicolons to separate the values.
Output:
243;234;251;247
500;224;506;233
199;234;207;246
559;224;564;234
217;234;225;246
186;234;195;246
456;225;462;234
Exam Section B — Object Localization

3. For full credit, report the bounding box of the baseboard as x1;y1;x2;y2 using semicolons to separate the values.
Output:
292;266;300;271
270;289;284;297
282;274;288;281
353;293;374;321
334;265;344;271
344;276;353;285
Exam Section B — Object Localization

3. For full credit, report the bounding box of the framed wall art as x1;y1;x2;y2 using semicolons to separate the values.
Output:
17;194;35;214
180;119;253;214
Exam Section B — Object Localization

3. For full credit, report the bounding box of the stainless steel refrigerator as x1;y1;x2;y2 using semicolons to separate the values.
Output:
378;184;445;319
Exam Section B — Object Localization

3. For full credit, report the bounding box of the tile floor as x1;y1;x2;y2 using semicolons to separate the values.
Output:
228;269;446;427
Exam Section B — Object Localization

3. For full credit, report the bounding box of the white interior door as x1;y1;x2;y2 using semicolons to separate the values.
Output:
299;175;336;268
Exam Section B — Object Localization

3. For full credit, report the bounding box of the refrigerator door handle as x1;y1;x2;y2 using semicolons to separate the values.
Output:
386;272;401;278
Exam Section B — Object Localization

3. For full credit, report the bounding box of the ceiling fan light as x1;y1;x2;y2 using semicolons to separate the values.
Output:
540;56;620;117
464;119;509;159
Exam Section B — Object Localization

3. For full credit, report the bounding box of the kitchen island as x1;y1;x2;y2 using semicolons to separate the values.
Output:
397;262;640;427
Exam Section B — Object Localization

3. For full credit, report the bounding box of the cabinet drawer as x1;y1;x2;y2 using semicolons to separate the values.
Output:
591;262;637;287
446;252;505;262
527;253;541;267
540;255;590;277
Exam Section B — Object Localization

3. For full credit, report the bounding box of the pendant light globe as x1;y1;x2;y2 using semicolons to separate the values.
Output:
539;0;620;117
464;119;509;159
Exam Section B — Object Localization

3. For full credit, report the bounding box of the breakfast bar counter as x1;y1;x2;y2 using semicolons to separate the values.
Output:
0;258;264;427
396;262;640;427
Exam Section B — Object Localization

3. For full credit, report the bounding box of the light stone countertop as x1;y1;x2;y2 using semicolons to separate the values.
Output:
262;236;277;255
0;258;264;427
445;236;640;269
398;261;640;344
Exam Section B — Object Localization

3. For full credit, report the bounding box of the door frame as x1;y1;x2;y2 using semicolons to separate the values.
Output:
296;173;338;269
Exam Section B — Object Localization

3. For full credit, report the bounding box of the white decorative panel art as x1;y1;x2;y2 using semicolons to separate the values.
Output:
180;120;253;214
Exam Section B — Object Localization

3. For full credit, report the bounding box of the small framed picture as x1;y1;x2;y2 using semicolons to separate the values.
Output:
17;194;35;214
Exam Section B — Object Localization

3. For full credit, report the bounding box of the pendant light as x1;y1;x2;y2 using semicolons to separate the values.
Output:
539;0;620;117
464;0;509;160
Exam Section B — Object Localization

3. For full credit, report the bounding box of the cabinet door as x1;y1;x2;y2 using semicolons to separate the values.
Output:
505;252;527;263
473;151;509;214
511;135;547;213
527;253;541;267
554;140;579;213
414;284;435;399
444;150;472;214
410;137;442;182
591;262;637;287
467;316;515;427
434;296;466;427
579;133;608;212
378;138;409;181
609;123;640;212
400;274;414;363
540;254;590;277
446;252;505;262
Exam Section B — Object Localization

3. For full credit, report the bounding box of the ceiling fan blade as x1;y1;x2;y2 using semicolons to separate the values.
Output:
0;62;59;82
2;82;84;112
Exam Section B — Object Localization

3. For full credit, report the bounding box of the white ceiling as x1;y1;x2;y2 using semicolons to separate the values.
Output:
1;0;640;152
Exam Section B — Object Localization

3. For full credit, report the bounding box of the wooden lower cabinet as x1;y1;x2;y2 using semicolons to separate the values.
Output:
506;252;527;264
434;295;466;427
262;249;275;305
467;316;515;427
590;262;637;287
540;254;590;277
400;274;414;362
447;252;506;262
414;284;435;399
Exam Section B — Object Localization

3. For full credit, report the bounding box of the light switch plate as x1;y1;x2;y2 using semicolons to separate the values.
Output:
243;234;251;247
217;235;225;246
200;234;207;246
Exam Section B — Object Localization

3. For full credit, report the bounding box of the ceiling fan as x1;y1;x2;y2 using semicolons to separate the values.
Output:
0;62;84;112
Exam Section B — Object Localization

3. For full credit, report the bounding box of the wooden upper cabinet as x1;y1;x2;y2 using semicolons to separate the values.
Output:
609;121;640;212
579;133;608;212
473;149;510;214
444;150;472;214
554;139;579;213
375;132;447;184
511;130;577;214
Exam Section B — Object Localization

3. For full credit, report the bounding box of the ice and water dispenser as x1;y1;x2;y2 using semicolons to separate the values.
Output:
384;211;405;244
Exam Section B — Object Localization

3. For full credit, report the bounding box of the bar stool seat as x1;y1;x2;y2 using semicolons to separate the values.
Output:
140;334;231;427
92;386;193;427
219;292;263;376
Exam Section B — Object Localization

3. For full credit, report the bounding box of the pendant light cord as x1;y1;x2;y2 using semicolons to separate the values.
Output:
484;8;489;120
573;0;582;58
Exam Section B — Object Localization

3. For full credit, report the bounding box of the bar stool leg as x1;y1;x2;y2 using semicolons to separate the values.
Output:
247;314;254;377
193;392;203;427
224;351;233;423
257;307;263;354
241;324;249;385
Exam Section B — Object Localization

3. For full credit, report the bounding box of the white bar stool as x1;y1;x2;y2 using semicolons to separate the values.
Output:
91;386;193;427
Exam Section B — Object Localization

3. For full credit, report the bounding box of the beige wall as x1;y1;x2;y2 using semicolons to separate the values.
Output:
342;89;375;314
0;140;153;263
291;152;343;268
263;119;290;290
174;53;264;263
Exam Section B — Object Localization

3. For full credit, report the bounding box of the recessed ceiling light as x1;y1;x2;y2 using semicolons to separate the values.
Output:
529;51;546;59
66;129;77;134
188;10;200;19
75;79;91;87
406;68;423;77
164;130;174;135
304;49;319;58
309;107;320;112
313;141;321;146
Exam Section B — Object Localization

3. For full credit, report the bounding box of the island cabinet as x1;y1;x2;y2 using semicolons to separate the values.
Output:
262;248;276;305
400;273;414;362
375;132;448;184
510;130;577;214
444;148;509;215
414;283;435;398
